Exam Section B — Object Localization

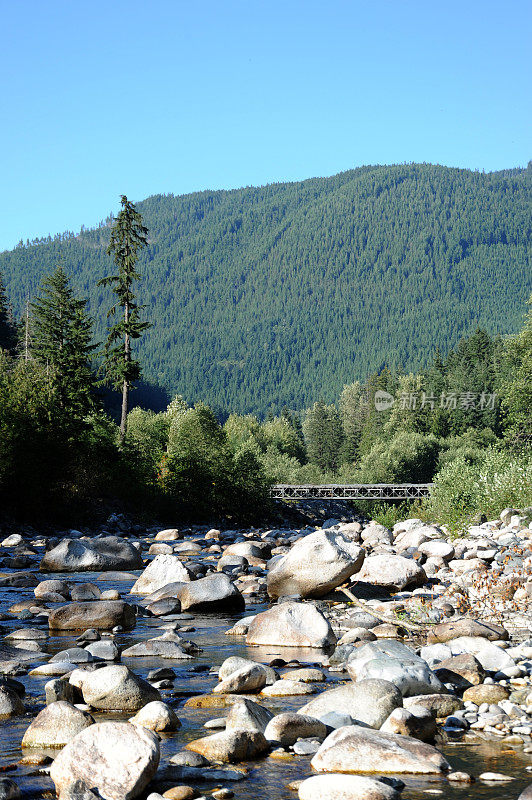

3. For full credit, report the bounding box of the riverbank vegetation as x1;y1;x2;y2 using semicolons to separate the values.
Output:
0;197;530;526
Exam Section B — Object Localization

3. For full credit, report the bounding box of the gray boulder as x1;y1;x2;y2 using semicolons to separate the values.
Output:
352;554;426;590
298;774;400;800
267;530;365;599
246;602;336;649
311;725;450;774
300;679;402;728
40;537;142;572
130;555;191;596
78;665;160;711
21;701;94;747
48;601;136;631
179;573;245;613
50;721;159;800
347;641;445;697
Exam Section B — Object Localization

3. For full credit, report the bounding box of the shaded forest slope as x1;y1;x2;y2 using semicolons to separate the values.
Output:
1;163;530;415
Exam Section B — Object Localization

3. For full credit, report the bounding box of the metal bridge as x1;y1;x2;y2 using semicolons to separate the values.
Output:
270;483;433;501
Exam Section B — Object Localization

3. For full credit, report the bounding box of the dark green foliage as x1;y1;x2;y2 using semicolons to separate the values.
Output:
161;404;270;522
1;164;530;416
99;196;150;439
303;401;344;472
0;273;17;353
500;299;532;444
31;265;97;419
354;431;440;484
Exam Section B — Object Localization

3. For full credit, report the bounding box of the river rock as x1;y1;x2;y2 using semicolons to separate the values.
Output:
380;706;436;741
433;654;485;688
447;636;516;672
0;685;25;717
48;601;136;631
267;530;365;599
130;556;191;596
22;701;94;747
347;640;445;697
300;679;402;728
264;712;327;746
185;729;269;763
78;665;161;711
50;721;160;800
246;602;336;649
462;684;510;704
224;698;273;733
403;694;463;718
41;537;142;572
427;619;508;643
298;774;400;800
179;574;245;613
311;725;450;774
129;701;180;731
351;555;426;591
214;662;267;694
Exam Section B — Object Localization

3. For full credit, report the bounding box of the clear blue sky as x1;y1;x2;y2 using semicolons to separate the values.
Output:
1;0;530;251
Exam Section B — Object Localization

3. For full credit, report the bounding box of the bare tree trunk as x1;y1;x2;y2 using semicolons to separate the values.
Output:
119;301;130;444
119;378;128;443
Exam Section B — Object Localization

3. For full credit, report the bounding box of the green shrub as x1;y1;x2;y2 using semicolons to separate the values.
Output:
426;447;532;531
354;431;440;483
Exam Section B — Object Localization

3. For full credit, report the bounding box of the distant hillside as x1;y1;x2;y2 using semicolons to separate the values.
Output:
1;163;531;415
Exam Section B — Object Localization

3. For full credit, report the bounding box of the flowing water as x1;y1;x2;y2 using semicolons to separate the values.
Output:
0;568;531;800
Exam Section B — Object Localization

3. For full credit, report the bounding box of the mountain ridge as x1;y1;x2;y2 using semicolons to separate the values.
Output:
1;162;530;415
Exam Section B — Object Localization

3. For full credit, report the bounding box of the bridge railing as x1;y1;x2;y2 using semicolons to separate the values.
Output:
270;483;433;501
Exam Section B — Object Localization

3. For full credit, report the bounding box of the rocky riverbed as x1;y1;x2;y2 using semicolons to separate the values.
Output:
1;507;532;800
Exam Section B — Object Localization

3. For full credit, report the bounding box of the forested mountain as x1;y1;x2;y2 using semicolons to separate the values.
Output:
1;163;531;415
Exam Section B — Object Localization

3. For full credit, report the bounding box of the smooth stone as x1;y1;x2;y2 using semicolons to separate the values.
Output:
129;701;181;732
48;601;136;631
130;555;191;596
300;679;402;729
224;698;273;733
463;684;510;704
50;721;160;800
0;686;25;717
214;663;267;694
267;529;365;599
352;554;426;591
261;679;315;697
311;725;450;774
78;665;161;711
41;537;142;572
298;774;400;800
246;602;336;649
21;702;94;747
264;712;327;745
185;730;268;763
380;706;436;741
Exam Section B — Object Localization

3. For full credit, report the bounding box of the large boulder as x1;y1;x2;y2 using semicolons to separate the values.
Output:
130;555;191;596
267;530;365;599
298;774;400;800
129;701;180;732
351;554;426;591
300;679;402;729
347;641;445;697
77;665;160;711
48;601;136;631
179;573;245;613
311;725;450;774
40;537;142;573
50;721;159;800
213;662;267;694
21;701;94;747
185;729;268;763
246;602;336;649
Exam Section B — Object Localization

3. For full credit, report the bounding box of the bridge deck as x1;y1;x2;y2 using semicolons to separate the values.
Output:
270;483;432;501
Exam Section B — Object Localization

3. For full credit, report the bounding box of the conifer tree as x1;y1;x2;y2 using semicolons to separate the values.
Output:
31;265;97;418
0;273;17;354
99;196;150;442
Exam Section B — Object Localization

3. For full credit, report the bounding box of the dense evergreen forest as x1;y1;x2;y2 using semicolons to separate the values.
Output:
1;163;531;416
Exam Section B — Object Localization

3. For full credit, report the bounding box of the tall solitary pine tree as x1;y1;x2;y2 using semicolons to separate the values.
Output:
99;196;150;442
31;265;97;418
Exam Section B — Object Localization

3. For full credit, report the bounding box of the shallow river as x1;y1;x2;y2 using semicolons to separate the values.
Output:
1;568;531;800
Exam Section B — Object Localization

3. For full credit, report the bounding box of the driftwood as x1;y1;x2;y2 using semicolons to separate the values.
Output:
338;584;429;633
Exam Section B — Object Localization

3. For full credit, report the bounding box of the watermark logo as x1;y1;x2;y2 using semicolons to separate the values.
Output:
374;390;497;412
374;390;395;411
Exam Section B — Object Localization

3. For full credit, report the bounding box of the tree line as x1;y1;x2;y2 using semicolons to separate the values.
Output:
0;193;530;525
